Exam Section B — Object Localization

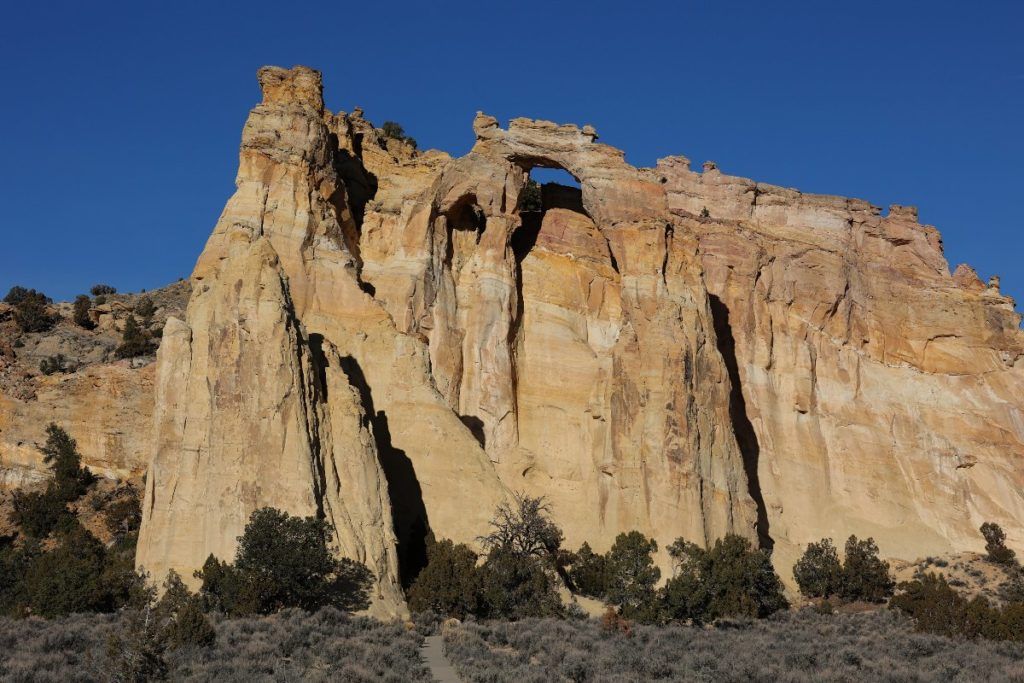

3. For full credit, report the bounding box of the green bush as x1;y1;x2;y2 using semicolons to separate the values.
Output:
114;314;156;359
156;571;216;649
90;284;117;296
663;534;788;623
839;536;894;602
568;542;608;599
475;493;565;620
0;538;38;614
73;294;94;329
479;549;563;620
604;531;660;620
196;507;373;616
104;489;142;537
17;523;109;617
380;120;417;149
793;538;843;598
3;286;31;305
520;178;542;212
407;538;483;618
41;423;94;502
194;555;262;616
134;295;156;324
890;572;1024;642
104;605;171;681
11;489;70;538
10;425;93;538
981;522;1017;566
4;286;57;332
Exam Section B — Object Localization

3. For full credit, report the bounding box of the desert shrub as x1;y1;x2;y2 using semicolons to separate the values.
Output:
981;522;1017;566
0;608;431;681
479;493;564;561
604;531;661;621
3;286;31;305
155;571;216;650
478;549;564;620
794;537;843;598
194;555;261;616
104;609;170;682
664;534;788;623
1000;571;1024;603
11;425;93;538
39;354;71;375
105;573;215;682
90;284;117;296
380;120;417;149
5;286;57;332
94;294;108;305
103;488;142;537
196;507;373;616
114;315;155;359
134;295;156;325
600;606;632;635
407;538;483;619
16;523;109;617
72;294;94;329
443;610;1024;682
11;489;70;538
840;535;895;602
42;423;94;502
0;538;38;615
520;178;542;212
890;572;1024;642
170;608;430;681
568;541;607;598
474;493;565;620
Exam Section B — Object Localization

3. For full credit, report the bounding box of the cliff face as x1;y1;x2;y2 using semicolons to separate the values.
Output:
660;159;1024;572
136;67;759;614
13;64;1010;614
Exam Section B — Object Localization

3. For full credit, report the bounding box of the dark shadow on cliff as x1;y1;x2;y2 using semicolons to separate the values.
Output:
459;415;486;449
306;334;331;520
708;295;773;552
339;355;430;587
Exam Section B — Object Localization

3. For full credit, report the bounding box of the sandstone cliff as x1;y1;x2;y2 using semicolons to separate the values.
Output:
661;158;1024;573
4;65;1012;612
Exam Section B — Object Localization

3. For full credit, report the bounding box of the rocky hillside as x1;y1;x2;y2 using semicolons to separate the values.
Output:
2;66;1021;618
0;282;189;485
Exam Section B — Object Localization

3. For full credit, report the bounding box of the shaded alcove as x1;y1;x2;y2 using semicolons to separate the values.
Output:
339;355;431;587
708;294;773;552
443;194;486;275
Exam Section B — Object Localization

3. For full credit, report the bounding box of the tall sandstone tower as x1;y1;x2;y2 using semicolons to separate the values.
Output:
136;66;1024;615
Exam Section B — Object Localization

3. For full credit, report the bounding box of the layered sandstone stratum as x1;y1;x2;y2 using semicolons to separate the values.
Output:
3;66;1022;616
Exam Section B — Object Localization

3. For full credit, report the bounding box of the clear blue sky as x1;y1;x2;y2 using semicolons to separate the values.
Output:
1;1;1021;313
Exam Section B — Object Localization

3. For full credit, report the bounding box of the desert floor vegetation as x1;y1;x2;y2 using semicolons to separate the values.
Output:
442;609;1024;682
0;607;430;682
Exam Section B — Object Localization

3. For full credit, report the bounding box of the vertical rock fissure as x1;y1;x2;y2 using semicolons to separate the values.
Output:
305;333;330;521
509;210;543;441
338;354;430;587
708;294;773;551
